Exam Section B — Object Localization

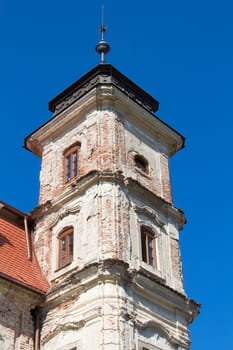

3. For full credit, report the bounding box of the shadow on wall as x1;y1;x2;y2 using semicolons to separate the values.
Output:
0;233;13;247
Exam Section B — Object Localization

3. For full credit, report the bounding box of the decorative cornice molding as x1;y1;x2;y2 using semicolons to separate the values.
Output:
52;74;156;116
49;64;159;115
111;75;154;112
30;200;52;220
125;177;186;230
133;204;166;227
25;69;184;159
41;319;86;344
54;76;100;114
136;319;180;347
49;204;81;228
30;170;185;231
130;268;200;324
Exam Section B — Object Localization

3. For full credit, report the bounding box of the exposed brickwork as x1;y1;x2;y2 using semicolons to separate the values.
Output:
32;220;51;280
31;105;186;297
37;110;173;206
18;66;198;349
85;121;99;167
160;154;172;203
170;237;184;291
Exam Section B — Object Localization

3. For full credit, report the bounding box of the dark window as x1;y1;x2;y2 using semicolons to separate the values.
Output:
64;144;80;182
141;227;157;268
135;155;149;174
58;227;74;269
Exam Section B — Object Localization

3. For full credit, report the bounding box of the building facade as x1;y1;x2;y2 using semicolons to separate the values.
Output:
0;63;199;349
0;202;48;350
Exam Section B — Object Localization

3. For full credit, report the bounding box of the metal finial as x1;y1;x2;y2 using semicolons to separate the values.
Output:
95;4;110;64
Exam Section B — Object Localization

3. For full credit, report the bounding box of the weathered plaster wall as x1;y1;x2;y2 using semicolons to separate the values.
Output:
34;107;183;289
0;279;41;350
33;179;184;294
32;97;189;349
40;267;190;350
38;107;172;205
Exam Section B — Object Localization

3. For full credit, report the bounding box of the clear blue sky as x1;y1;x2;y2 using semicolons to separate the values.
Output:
0;1;232;348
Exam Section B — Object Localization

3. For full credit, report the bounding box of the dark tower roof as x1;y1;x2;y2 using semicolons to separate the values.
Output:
25;63;185;157
48;64;159;115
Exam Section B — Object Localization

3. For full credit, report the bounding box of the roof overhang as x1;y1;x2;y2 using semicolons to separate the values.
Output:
48;64;159;115
24;64;184;157
0;200;31;228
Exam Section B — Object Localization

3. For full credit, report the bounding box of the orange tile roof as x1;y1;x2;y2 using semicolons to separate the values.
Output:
0;202;49;294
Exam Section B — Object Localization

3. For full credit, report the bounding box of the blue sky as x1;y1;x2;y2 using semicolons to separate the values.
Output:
0;1;232;348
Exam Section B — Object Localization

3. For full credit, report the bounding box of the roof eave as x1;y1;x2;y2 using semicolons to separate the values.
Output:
0;272;48;295
48;64;159;114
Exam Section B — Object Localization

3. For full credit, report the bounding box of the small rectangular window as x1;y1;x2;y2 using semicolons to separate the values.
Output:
64;144;80;183
66;155;71;181
141;227;157;269
58;228;74;269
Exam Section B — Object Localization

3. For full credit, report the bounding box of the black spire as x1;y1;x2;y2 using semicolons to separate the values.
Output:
95;5;110;64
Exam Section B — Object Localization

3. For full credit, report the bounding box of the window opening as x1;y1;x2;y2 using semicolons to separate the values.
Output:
64;144;80;182
135;154;149;174
58;227;74;269
141;227;157;269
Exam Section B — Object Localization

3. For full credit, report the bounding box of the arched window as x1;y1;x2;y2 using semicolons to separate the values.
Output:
64;143;80;182
58;227;74;269
141;226;157;269
135;154;149;174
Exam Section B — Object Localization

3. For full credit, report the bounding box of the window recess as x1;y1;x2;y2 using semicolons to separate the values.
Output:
58;227;74;269
64;143;80;183
141;226;157;269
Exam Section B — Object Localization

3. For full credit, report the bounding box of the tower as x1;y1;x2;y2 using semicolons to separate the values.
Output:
24;26;199;350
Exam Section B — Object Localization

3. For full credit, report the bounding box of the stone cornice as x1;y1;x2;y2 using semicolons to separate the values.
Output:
135;319;182;347
41;259;199;326
133;204;166;228
30;170;186;230
48;203;81;228
127;267;200;327
24;89;97;157
125;177;186;230
113;88;184;157
40;259;199;349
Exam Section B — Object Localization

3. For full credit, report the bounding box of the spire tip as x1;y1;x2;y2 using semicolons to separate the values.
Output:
95;4;110;64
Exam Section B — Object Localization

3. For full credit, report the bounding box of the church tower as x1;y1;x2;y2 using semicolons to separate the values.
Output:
25;25;199;350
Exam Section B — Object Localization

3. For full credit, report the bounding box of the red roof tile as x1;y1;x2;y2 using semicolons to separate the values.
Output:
0;203;49;293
